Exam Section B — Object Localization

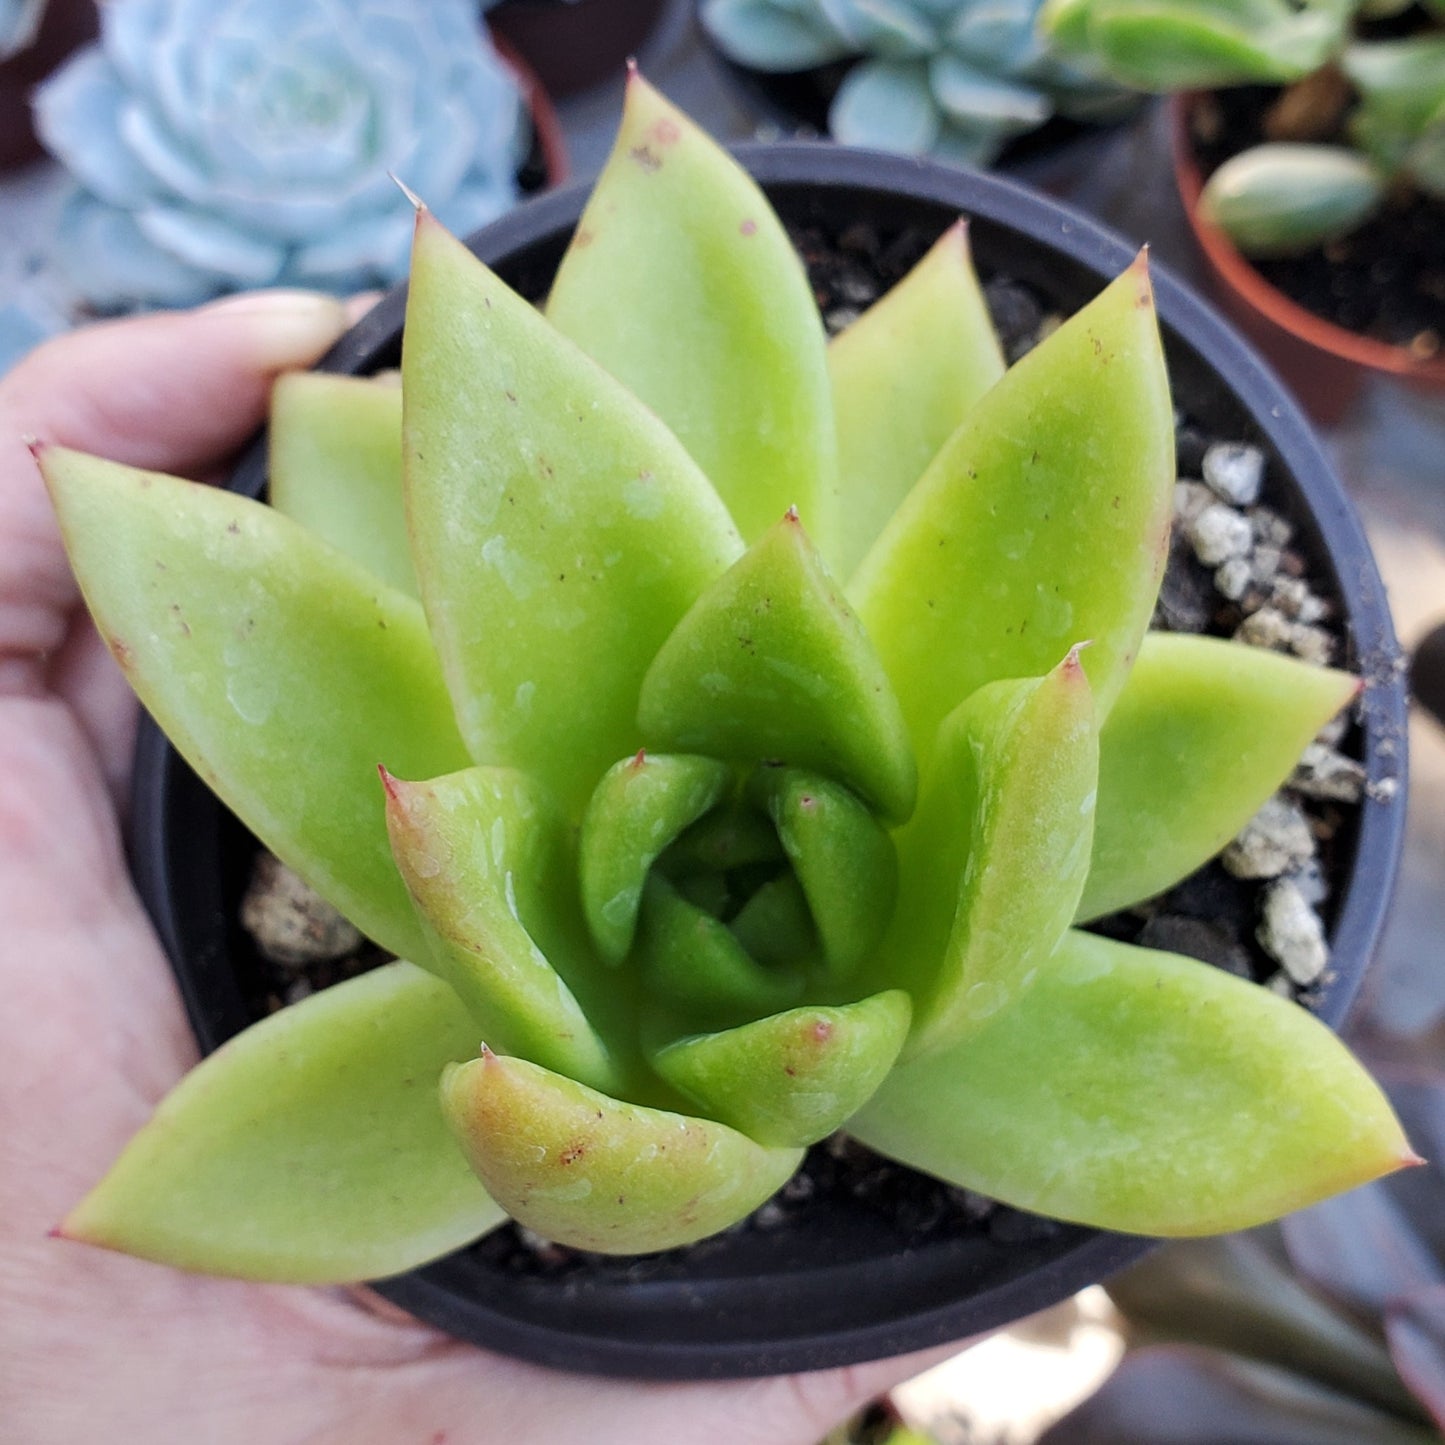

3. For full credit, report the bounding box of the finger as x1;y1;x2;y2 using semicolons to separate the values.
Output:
340;1329;969;1445
0;292;351;748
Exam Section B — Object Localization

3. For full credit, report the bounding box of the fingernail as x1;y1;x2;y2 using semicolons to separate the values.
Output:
197;290;351;369
345;291;384;325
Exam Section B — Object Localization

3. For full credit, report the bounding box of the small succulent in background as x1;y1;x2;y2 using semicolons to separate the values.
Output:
1041;0;1445;256
0;0;45;59
32;0;524;309
1040;1061;1445;1443
701;0;1134;165
35;76;1411;1281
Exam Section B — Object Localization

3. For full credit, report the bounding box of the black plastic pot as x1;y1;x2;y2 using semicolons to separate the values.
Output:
128;144;1408;1380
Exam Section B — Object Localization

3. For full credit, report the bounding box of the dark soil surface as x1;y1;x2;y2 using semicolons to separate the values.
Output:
1189;84;1445;357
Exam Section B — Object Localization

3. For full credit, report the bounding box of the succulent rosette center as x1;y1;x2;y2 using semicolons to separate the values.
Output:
36;75;1412;1283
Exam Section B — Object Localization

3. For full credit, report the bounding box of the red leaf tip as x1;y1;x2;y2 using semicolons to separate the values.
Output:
377;764;402;803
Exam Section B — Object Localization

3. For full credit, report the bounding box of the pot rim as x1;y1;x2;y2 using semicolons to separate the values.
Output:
1168;92;1445;388
130;141;1409;1379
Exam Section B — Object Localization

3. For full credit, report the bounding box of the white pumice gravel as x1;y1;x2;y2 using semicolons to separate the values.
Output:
1258;877;1330;985
1202;441;1265;506
1189;502;1255;565
1248;506;1293;548
1235;605;1295;651
1214;556;1253;600
1174;479;1216;524
240;853;363;965
1291;742;1367;803
1223;796;1317;879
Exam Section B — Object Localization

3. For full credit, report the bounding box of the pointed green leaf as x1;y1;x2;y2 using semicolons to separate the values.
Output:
62;963;504;1283
402;210;741;816
829;221;1006;582
882;648;1098;1059
652;991;912;1146
579;751;732;964
850;930;1413;1235
727;871;817;967
1079;633;1358;922
268;373;414;597
440;1049;803;1252
752;766;899;980
545;73;838;558
662;800;785;874
41;446;467;962
383;766;624;1095
639;511;916;822
634;876;806;1030
849;255;1173;766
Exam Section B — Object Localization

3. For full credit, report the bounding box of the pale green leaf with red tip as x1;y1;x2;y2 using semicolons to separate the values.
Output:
268;372;414;597
402;211;741;817
751;766;898;981
849;254;1174;765
1080;632;1360;921
881;649;1098;1059
634;876;807;1032
580;752;732;965
829;220;1006;581
440;1050;803;1253
383;766;624;1095
638;511;916;822
545;72;838;558
61;962;504;1283
40;446;467;963
652;991;912;1146
850;930;1415;1236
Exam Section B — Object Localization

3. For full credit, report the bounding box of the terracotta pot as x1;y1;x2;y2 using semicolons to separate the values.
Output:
0;0;96;172
1171;93;1445;426
129;145;1409;1380
490;30;570;189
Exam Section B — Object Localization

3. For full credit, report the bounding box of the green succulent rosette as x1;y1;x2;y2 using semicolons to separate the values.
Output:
41;76;1410;1283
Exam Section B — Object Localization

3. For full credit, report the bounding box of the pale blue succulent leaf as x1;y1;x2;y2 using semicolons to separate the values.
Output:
0;0;44;60
830;58;942;153
54;190;225;310
946;0;1045;71
34;52;162;208
933;119;1010;164
135;205;288;286
929;53;1052;128
702;0;858;68
839;0;941;57
284;208;414;284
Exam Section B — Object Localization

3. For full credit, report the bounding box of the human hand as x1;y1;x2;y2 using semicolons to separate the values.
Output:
0;298;956;1444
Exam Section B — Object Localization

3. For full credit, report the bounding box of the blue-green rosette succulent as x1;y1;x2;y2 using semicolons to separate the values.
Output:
33;0;524;308
702;0;1133;164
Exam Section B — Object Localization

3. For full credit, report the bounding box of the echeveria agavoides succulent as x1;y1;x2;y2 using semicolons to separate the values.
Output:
39;75;1412;1283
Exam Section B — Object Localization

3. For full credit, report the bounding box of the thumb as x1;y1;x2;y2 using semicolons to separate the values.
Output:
0;291;353;777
